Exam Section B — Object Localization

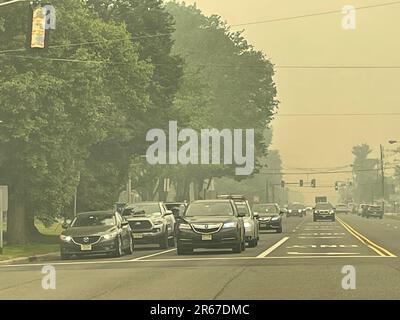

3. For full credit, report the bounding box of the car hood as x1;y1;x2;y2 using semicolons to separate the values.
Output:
62;226;116;237
126;215;162;222
181;216;235;224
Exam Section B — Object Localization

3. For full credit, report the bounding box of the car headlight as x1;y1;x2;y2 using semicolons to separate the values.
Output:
60;235;72;242
103;231;118;240
330;210;335;214
153;220;164;225
244;222;251;229
179;223;191;230
271;216;280;221
223;222;237;228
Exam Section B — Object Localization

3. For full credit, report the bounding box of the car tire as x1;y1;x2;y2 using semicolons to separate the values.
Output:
232;241;242;253
241;239;246;252
177;245;192;255
248;238;257;248
159;232;169;249
277;227;282;233
113;236;123;257
60;253;71;260
168;236;175;247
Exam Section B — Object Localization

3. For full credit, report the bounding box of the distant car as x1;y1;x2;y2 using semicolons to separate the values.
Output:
363;205;384;219
218;195;259;247
122;202;176;248
335;204;349;214
60;211;133;260
287;203;306;217
176;199;246;255
253;203;283;233
313;202;335;222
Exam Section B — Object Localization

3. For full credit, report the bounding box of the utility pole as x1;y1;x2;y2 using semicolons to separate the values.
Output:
265;179;269;203
380;144;385;212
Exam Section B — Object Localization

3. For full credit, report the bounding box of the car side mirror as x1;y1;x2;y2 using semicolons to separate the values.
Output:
121;221;129;227
254;212;259;219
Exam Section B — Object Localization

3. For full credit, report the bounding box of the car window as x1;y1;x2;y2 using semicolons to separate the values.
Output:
235;202;250;216
254;204;279;215
72;214;116;227
185;202;234;216
315;203;333;210
122;204;161;217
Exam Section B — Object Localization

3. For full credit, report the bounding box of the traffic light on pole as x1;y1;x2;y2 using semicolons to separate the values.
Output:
299;179;304;187
29;4;47;49
335;182;339;190
311;179;316;188
281;180;285;188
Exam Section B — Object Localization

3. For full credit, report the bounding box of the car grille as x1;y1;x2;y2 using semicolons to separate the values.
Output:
72;236;101;245
192;223;222;234
128;220;153;231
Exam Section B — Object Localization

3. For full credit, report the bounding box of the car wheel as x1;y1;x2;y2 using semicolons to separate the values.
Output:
177;245;192;255
241;239;246;251
313;217;317;222
60;253;71;260
125;237;134;254
159;232;169;249
248;238;256;248
277;227;282;233
232;241;242;253
113;237;123;257
168;236;175;247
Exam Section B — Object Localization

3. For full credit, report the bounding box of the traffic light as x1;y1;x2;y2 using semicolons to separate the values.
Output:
335;182;339;190
299;179;304;187
30;5;46;49
311;179;316;188
281;180;285;188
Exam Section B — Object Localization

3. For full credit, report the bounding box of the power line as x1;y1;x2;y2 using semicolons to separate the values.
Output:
230;1;400;27
276;113;400;117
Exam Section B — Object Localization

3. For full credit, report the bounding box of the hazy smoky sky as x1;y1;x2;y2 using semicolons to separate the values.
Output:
179;0;400;203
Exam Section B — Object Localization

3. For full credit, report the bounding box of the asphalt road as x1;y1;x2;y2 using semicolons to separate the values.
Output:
0;214;399;300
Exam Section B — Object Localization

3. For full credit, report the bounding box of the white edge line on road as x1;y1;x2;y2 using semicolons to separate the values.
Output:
256;237;290;258
130;248;176;261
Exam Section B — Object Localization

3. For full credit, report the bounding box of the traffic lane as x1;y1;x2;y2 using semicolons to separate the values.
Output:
0;257;399;299
339;214;400;256
138;214;305;260
267;215;377;257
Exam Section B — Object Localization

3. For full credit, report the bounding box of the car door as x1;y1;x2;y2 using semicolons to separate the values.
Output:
246;201;258;238
116;212;130;248
160;203;175;236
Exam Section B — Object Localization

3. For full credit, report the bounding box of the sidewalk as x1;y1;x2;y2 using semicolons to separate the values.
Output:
0;251;59;265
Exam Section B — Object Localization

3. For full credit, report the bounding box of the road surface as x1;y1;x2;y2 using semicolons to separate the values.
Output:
0;214;399;299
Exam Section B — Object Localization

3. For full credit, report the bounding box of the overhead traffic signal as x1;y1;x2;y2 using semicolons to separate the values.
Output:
335;182;339;190
299;179;304;187
30;5;47;49
281;180;285;188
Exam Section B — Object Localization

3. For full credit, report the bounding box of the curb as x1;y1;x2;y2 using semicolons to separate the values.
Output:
0;252;59;265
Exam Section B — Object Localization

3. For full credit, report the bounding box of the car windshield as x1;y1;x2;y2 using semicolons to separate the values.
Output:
122;203;161;217
288;204;305;210
315;203;333;210
72;213;115;227
235;202;250;216
337;204;347;208
254;204;279;215
185;202;233;216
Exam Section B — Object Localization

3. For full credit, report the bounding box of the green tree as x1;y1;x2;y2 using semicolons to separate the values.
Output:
0;0;151;243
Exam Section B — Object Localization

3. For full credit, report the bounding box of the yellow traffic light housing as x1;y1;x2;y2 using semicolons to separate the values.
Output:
29;5;46;49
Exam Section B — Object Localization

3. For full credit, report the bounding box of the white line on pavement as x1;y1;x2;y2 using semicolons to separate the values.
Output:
131;248;176;261
256;237;290;258
298;236;344;239
287;252;360;255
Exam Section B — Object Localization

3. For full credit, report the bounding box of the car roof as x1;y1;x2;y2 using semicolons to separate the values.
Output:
77;211;114;216
191;199;232;203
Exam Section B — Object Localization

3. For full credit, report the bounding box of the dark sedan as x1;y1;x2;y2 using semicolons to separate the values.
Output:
176;200;246;255
59;211;133;260
253;203;283;233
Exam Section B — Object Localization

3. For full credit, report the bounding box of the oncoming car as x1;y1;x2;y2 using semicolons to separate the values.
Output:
253;203;283;233
122;202;176;249
313;202;335;222
176;199;246;255
59;211;133;260
287;203;306;217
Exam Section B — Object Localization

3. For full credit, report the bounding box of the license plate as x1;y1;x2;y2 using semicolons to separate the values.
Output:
80;244;92;251
260;223;267;228
133;233;143;239
202;234;212;241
